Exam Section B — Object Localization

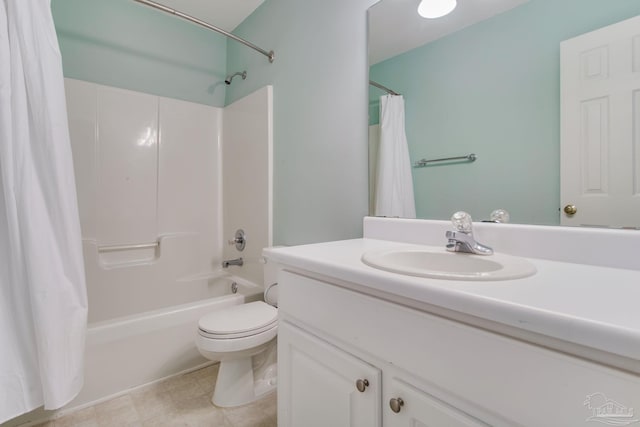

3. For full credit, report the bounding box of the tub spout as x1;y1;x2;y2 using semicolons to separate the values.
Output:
222;257;243;268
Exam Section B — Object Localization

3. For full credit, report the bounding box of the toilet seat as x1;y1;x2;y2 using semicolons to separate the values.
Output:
198;301;278;339
197;323;277;354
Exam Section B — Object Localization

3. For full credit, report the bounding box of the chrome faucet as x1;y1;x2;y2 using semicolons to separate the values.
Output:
222;257;244;268
446;211;493;255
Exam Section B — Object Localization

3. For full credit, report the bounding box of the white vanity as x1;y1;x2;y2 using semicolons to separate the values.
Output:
264;217;640;427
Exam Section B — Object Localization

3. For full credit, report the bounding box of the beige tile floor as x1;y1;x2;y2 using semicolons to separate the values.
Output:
33;364;276;427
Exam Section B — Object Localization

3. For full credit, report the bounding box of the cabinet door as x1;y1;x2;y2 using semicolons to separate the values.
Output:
278;321;382;427
385;378;488;427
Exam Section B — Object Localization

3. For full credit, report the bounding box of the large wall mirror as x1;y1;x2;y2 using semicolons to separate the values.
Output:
368;0;640;228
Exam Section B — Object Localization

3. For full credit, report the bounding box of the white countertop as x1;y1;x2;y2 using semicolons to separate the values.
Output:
264;238;640;367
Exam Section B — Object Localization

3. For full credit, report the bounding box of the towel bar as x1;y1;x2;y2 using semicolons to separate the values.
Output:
414;153;476;168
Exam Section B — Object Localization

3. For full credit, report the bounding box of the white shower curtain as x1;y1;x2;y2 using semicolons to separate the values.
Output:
0;0;87;422
374;95;416;218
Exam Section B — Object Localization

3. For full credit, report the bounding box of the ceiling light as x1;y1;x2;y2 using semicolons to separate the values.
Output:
417;0;457;19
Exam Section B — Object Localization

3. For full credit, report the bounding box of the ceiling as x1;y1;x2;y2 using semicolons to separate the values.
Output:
155;0;266;32
141;0;529;65
369;0;530;65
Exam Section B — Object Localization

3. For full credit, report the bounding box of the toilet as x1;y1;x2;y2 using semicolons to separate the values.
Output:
196;269;279;407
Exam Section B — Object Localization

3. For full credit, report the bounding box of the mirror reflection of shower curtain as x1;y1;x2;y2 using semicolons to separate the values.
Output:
0;0;87;422
374;95;416;218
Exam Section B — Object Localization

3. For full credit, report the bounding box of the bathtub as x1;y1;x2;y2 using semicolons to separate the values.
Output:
68;274;262;410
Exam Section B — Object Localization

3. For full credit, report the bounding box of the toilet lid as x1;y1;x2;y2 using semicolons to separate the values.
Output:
198;301;278;337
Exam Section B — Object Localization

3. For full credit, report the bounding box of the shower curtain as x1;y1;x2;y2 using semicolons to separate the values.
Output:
374;95;416;218
0;0;88;422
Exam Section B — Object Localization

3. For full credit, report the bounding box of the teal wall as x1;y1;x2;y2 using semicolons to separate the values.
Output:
51;0;228;106
52;0;376;245
226;0;376;245
369;0;640;225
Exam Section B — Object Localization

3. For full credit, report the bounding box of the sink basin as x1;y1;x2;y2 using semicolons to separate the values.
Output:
361;247;536;281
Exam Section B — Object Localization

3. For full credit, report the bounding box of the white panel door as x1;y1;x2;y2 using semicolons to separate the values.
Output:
385;377;488;427
278;321;382;427
561;15;640;228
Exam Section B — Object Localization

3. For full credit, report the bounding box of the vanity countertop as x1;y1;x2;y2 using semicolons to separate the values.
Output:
264;237;640;371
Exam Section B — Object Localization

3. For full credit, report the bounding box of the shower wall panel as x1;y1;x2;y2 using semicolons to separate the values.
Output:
65;78;223;322
158;98;222;273
222;86;273;286
96;86;159;247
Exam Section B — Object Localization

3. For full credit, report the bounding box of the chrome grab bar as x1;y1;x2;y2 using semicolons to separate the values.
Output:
98;241;159;253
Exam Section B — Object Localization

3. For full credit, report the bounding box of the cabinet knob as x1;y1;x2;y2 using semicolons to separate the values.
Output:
389;397;404;413
355;379;369;393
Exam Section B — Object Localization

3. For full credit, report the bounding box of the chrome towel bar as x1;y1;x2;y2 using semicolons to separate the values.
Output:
414;153;476;168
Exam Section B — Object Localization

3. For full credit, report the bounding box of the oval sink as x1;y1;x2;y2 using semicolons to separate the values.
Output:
361;247;536;281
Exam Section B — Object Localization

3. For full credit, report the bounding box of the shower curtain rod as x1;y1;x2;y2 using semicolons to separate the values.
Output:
132;0;275;63
369;80;400;96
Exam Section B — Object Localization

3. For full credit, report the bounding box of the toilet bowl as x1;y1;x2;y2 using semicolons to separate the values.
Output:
196;276;279;407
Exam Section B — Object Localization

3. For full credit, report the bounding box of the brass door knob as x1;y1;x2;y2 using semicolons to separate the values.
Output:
355;379;369;393
563;204;577;215
389;397;404;413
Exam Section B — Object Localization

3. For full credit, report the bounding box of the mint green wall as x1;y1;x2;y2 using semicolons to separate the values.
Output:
51;0;228;106
226;0;377;245
369;0;639;225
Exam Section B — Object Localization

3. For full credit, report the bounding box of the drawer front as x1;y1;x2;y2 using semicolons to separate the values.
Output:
279;270;640;427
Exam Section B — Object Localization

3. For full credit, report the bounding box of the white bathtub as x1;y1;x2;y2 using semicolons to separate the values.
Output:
69;275;262;409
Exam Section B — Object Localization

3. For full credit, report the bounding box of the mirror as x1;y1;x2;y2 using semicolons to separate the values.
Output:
368;0;640;227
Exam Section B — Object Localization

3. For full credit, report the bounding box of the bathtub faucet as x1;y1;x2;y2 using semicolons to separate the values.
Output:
222;257;244;268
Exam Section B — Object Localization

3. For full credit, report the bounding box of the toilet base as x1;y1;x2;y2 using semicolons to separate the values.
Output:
211;341;277;407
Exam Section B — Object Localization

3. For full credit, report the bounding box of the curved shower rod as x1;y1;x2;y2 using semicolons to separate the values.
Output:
132;0;275;63
369;80;400;96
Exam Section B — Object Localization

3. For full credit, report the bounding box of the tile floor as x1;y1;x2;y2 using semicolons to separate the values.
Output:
33;364;276;427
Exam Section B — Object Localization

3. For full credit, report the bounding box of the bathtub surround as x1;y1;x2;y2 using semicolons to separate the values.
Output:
0;80;274;426
0;1;87;423
66;79;272;402
65;79;223;323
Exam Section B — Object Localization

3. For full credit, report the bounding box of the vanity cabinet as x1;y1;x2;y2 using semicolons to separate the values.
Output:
278;321;381;427
278;320;482;427
276;269;640;427
384;377;487;427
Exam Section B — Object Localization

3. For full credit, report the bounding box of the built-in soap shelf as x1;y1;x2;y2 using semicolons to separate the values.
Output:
84;239;160;268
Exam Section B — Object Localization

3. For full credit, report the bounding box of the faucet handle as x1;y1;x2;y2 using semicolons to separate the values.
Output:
228;229;246;251
490;209;510;223
451;211;473;233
